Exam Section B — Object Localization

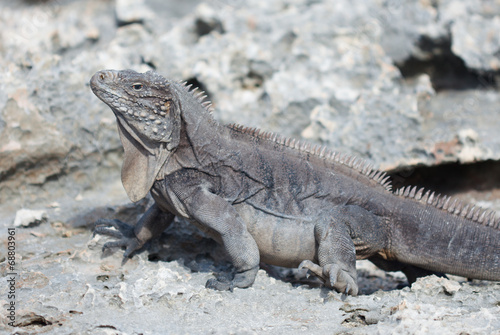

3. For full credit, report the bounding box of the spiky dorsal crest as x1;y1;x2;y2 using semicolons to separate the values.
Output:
396;185;500;229
178;80;214;114
227;123;392;191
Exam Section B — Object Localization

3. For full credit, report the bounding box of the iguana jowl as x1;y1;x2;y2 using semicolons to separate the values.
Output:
90;69;500;296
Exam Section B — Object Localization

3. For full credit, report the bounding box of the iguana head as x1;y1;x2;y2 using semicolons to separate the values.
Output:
90;69;181;149
90;69;182;202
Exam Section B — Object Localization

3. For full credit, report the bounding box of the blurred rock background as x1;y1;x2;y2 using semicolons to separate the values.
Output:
0;1;499;333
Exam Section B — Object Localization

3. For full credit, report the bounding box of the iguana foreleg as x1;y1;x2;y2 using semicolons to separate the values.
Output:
94;204;174;262
299;217;358;296
183;187;261;291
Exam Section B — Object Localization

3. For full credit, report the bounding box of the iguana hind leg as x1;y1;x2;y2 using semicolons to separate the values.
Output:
300;219;358;296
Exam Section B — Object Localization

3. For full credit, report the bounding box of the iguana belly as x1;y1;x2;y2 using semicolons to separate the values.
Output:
233;203;317;268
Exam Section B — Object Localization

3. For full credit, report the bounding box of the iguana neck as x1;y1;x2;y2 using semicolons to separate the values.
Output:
172;83;226;166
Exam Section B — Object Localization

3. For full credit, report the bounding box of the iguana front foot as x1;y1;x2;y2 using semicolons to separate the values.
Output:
94;219;144;262
299;260;358;297
206;267;259;291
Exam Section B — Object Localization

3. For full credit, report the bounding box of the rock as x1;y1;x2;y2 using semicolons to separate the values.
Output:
194;3;225;37
451;14;500;71
13;208;48;227
410;275;462;296
115;0;154;26
442;279;462;295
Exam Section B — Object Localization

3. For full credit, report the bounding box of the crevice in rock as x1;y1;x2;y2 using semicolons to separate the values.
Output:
396;36;497;91
97;325;118;330
341;313;369;327
141;56;156;70
115;13;144;28
388;160;500;198
195;17;224;37
0;156;63;185
16;313;52;327
240;70;264;89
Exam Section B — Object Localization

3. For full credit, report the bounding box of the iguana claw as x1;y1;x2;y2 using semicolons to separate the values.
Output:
205;267;259;292
299;260;358;296
205;278;234;292
94;219;144;260
341;284;350;301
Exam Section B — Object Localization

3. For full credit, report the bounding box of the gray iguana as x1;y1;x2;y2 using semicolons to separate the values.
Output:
90;69;500;296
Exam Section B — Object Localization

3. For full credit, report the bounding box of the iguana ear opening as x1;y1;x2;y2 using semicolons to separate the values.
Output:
166;132;179;151
116;119;172;202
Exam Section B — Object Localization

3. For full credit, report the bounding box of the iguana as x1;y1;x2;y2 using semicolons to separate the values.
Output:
90;69;500;296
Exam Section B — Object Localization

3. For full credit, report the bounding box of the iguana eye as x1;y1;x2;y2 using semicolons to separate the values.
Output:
132;83;143;91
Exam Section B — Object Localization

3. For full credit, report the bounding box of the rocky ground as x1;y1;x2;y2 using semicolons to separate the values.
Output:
1;0;499;334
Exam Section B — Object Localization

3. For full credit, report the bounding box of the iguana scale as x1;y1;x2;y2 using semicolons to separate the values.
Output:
90;69;500;296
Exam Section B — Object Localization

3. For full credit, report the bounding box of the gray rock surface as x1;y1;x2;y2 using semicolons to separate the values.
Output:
1;0;499;333
13;209;47;228
1;211;499;334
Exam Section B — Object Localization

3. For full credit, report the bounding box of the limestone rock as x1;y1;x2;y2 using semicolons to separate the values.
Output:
451;15;500;71
13;208;47;227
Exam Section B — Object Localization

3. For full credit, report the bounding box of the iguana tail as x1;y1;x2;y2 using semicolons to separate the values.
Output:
388;186;500;281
